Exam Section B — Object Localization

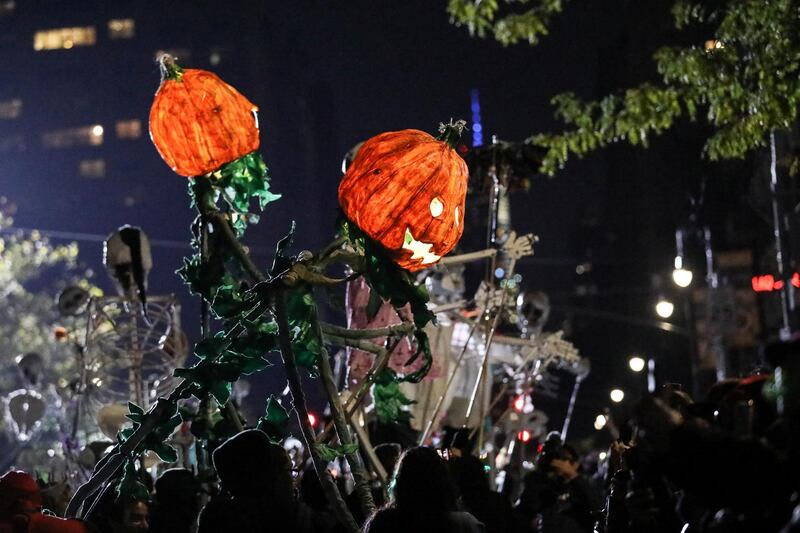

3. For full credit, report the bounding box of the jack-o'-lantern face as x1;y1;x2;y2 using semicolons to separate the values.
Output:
338;127;468;271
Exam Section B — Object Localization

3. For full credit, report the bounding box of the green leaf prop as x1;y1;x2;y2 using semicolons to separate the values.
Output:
230;319;279;358
177;255;218;301
284;287;323;374
120;402;182;463
174;363;236;406
115;460;150;503
270;222;296;277
194;335;231;360
401;329;433;384
256;395;290;442
373;370;417;424
215;152;281;234
313;442;360;463
210;278;248;318
365;289;383;322
184;402;237;444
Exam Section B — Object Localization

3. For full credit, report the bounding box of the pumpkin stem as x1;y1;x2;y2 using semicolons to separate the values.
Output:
157;53;184;82
436;119;468;149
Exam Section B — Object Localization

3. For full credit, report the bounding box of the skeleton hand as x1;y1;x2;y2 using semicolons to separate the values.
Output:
473;281;506;315
501;231;538;260
540;331;581;367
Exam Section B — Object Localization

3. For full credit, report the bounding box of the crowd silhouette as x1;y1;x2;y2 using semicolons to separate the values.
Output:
2;339;798;533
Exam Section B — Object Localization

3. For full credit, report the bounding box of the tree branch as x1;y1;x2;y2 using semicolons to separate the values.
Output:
275;291;359;533
317;345;376;518
209;212;266;284
317;335;397;444
320;321;414;340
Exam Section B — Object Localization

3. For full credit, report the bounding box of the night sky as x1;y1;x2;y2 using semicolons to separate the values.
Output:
1;0;762;442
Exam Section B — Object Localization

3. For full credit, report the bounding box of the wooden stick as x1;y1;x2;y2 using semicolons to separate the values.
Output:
417;319;480;445
321;321;414;340
317;343;376;518
438;248;497;266
350;413;388;484
317;334;395;443
275;293;359;533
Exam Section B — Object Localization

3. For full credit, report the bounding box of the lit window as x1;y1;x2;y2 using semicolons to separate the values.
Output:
0;135;24;152
0;1;15;15
34;27;96;51
108;19;134;39
42;125;104;148
79;159;106;178
704;39;724;51
0;99;22;119
115;119;141;139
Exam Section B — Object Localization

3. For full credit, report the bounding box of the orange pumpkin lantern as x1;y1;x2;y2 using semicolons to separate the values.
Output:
149;55;260;177
338;121;468;271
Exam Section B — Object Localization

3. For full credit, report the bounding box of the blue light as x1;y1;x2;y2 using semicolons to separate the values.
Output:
494;267;505;279
470;89;483;147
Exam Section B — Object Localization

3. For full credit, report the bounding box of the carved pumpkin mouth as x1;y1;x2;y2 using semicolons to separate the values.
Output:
402;227;441;266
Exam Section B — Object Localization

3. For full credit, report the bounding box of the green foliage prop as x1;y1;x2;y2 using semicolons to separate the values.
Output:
373;370;417;424
256;395;291;442
314;442;361;463
106;145;438;505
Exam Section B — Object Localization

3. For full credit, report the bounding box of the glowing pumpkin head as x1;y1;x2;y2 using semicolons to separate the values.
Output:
149;55;260;177
338;121;468;271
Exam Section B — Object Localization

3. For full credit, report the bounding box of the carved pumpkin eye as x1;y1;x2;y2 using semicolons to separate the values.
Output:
430;197;443;217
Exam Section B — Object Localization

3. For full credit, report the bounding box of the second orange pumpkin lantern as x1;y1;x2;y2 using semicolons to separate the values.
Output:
149;55;260;177
338;121;469;271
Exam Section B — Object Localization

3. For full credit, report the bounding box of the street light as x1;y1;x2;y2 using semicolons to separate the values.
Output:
672;257;693;288
672;229;694;288
594;414;607;430
628;356;646;372
655;298;675;318
610;389;625;403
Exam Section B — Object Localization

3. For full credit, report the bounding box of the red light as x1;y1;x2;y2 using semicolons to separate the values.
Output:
308;413;317;427
752;273;800;292
517;430;531;442
752;275;776;292
513;395;525;412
